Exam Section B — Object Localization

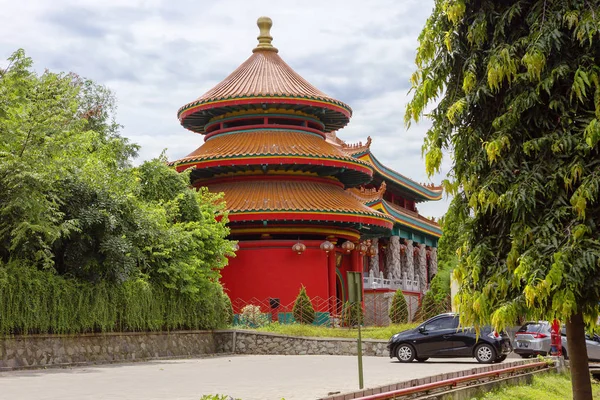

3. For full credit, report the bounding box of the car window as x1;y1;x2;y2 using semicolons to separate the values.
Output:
517;322;549;333
423;316;458;331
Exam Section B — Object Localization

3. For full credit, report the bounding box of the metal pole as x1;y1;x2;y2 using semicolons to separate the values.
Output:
358;319;364;389
356;279;364;389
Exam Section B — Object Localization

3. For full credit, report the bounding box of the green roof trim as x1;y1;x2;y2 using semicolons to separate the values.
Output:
355;151;443;202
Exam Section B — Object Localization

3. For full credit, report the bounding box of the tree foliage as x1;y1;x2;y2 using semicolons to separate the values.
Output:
0;49;235;333
292;286;316;324
389;290;409;324
406;2;599;398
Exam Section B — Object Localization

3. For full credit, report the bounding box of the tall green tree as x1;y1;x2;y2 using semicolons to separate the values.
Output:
0;50;235;332
406;2;600;399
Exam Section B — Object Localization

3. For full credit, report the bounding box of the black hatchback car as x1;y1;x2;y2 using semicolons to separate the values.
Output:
387;313;513;363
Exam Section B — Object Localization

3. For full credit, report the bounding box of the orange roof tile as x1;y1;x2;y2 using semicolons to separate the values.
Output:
205;178;393;227
172;129;371;167
178;18;351;133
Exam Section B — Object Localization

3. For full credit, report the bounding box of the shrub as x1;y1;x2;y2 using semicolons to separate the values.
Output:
292;286;315;324
389;290;409;324
413;292;450;322
238;304;269;327
341;301;364;327
223;293;234;326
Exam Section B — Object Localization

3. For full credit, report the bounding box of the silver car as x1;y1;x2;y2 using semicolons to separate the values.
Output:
513;321;552;358
513;321;600;361
561;329;600;362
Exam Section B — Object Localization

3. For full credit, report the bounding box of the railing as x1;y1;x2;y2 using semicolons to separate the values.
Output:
352;361;549;400
363;273;420;292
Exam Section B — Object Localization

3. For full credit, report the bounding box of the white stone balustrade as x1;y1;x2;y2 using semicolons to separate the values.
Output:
363;273;420;292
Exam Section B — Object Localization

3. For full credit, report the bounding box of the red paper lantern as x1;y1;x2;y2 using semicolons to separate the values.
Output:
357;242;368;255
341;241;355;253
320;240;335;253
292;242;306;255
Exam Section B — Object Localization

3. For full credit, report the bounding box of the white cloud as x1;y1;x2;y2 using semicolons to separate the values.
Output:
0;0;451;217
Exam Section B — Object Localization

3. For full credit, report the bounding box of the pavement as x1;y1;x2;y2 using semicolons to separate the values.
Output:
0;354;519;400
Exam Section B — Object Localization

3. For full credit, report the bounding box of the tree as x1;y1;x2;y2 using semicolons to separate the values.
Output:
0;50;236;333
292;286;315;324
406;2;599;398
341;301;364;327
389;289;409;324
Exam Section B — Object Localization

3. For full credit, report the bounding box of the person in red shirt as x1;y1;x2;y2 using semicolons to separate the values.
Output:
550;319;562;356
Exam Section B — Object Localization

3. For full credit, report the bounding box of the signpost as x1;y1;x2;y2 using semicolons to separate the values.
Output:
347;271;364;389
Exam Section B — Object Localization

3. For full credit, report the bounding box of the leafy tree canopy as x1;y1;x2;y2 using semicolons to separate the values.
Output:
406;2;599;397
0;49;235;298
407;0;600;329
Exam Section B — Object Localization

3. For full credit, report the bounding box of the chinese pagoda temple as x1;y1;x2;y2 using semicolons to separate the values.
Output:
170;17;442;321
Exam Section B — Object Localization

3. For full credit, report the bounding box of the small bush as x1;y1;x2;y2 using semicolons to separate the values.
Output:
413;292;450;322
238;304;269;327
223;294;234;326
292;286;315;324
389;290;409;324
342;301;364;327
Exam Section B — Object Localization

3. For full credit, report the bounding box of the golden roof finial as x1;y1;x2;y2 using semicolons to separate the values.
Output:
253;16;278;53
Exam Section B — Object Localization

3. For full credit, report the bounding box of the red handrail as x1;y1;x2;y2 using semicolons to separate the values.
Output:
354;362;548;400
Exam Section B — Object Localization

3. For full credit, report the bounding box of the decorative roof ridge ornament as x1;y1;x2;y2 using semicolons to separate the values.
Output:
253;16;279;53
339;136;372;155
345;180;386;204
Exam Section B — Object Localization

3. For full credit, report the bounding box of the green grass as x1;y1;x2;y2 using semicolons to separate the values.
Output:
472;373;600;399
237;322;418;340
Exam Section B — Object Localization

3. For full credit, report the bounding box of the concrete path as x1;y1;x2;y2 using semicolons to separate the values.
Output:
0;355;515;400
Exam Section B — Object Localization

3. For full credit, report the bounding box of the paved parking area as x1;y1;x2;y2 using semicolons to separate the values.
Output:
0;355;515;400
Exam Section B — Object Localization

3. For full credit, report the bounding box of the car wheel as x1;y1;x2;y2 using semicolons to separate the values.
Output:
475;344;496;364
495;355;507;362
562;348;568;360
416;357;428;362
396;344;416;363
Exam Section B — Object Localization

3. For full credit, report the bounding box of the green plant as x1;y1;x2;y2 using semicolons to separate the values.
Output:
389;290;409;324
413;292;450;322
238;304;269;328
251;322;418;340
341;301;363;327
292;286;315;324
406;1;600;397
223;293;234;326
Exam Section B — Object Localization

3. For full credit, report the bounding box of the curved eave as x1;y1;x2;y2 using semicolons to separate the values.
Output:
179;97;351;134
227;210;393;233
355;151;443;201
368;200;442;238
171;156;373;187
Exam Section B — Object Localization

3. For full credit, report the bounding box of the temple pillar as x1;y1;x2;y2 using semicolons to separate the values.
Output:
328;238;338;316
405;240;414;281
400;242;407;280
369;238;380;277
429;247;438;280
417;243;428;294
385;236;401;279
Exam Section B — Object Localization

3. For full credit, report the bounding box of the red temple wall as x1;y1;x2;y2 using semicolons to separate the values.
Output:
220;240;329;312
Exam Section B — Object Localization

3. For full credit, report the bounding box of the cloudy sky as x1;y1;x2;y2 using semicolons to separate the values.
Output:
0;0;452;218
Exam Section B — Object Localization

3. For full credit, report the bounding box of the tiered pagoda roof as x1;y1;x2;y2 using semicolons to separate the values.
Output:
177;19;351;134
170;17;394;237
